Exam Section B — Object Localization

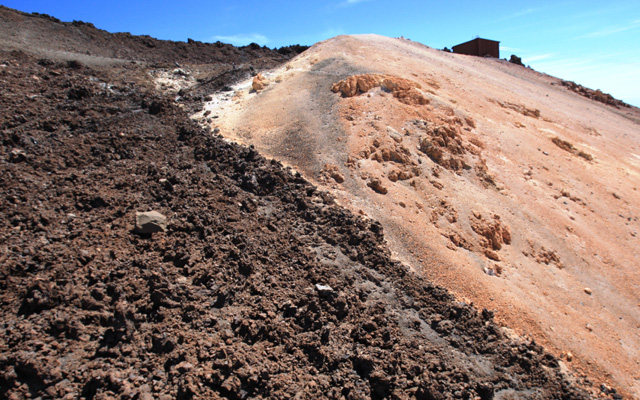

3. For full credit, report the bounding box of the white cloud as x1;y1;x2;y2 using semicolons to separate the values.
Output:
211;33;269;46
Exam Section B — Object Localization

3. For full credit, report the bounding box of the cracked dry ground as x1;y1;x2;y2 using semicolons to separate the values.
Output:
0;51;592;399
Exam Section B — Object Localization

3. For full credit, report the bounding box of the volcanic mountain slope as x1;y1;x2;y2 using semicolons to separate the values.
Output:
0;5;307;99
0;7;599;400
192;34;640;397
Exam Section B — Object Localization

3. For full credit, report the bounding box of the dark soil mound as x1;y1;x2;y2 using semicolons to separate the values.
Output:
0;6;306;66
0;6;593;400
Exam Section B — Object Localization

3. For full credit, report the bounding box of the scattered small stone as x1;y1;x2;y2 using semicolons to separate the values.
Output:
483;267;495;276
367;178;388;194
387;127;403;143
331;171;345;183
9;148;27;163
584;287;592;295
315;284;334;295
135;211;167;234
430;180;444;190
175;361;193;374
484;249;501;261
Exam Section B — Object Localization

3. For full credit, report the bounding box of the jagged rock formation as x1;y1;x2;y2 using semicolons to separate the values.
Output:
331;74;429;105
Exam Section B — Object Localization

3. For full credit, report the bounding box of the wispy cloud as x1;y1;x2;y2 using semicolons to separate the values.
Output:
526;53;554;62
568;4;638;21
336;0;373;8
492;2;569;26
507;7;537;18
500;46;523;52
574;20;640;39
493;7;539;23
533;58;600;74
211;33;269;46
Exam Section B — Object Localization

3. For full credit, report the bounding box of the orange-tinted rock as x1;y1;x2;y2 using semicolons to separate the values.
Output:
367;178;388;194
252;73;269;91
471;215;511;251
485;249;501;261
331;74;428;105
323;163;345;183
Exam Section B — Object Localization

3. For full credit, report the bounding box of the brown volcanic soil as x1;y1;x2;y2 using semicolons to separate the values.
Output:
197;35;640;398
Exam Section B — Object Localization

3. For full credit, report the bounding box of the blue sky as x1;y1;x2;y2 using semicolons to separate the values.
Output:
4;1;639;106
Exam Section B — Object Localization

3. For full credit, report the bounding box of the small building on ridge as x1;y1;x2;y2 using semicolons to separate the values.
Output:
452;38;500;58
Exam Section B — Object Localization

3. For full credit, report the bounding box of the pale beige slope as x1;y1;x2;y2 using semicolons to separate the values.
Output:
192;34;640;397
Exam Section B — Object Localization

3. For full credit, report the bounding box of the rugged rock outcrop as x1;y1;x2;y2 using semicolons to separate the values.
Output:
560;80;630;108
331;74;429;105
252;72;269;91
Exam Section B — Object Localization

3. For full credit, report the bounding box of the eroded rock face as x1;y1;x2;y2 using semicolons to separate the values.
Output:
417;121;469;172
331;74;429;105
470;213;512;251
